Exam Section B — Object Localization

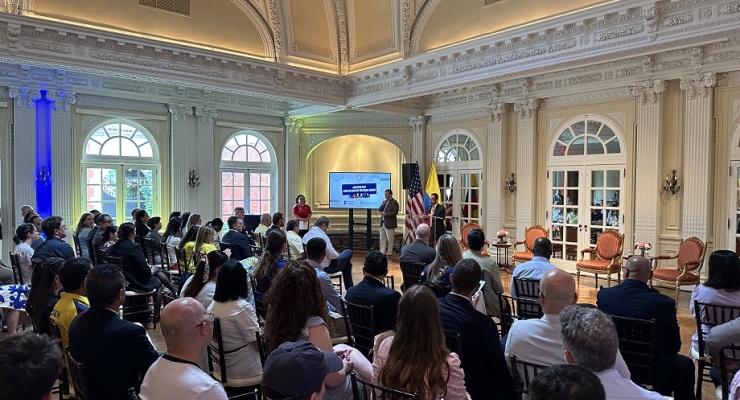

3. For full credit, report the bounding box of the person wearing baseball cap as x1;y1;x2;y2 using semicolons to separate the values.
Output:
261;341;344;400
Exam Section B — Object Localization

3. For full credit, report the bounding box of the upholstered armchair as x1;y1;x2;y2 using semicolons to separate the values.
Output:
576;229;624;288
459;222;489;255
511;225;548;266
649;237;707;304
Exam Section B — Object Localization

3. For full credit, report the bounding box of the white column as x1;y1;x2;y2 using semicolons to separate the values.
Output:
168;103;194;213
48;90;76;221
630;80;664;247
486;103;508;233
8;86;39;226
680;73;715;240
284;118;303;212
514;98;540;238
409;116;428;167
194;106;218;218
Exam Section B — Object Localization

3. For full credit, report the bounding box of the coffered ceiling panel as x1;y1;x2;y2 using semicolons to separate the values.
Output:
285;0;335;63
348;0;399;68
416;0;609;53
32;0;268;57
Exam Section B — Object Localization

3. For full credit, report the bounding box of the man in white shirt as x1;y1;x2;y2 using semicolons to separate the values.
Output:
254;213;271;236
560;306;664;400
510;237;557;298
140;298;228;400
285;220;305;260
302;216;354;289
505;269;631;379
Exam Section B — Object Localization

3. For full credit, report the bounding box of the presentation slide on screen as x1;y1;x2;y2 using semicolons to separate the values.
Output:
328;172;391;209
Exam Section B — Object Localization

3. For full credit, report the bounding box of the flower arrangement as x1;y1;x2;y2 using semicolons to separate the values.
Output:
634;241;652;257
496;230;508;240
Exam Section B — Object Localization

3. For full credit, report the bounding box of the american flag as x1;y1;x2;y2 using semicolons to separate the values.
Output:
405;163;425;242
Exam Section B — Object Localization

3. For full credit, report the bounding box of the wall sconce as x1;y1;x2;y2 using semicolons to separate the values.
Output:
504;173;517;193
187;170;200;188
36;166;51;186
662;169;681;195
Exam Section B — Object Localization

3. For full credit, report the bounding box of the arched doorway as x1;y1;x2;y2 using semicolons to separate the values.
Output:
547;116;626;268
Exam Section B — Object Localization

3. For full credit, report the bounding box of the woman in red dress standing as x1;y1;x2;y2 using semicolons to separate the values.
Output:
292;194;312;237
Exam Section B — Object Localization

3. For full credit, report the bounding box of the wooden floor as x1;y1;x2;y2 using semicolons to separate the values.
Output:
4;249;716;399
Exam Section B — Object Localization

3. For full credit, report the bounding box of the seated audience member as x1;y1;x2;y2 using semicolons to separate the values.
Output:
529;364;606;400
68;264;159;400
181;250;228;310
345;251;401;333
51;258;91;350
266;212;285;236
0;283;31;334
420;234;462;296
20;204;34;220
134;209;150;243
438;259;515;400
221;216;252;261
690;250;740;353
145;216;163;244
304;237;343;314
510;237;557;297
705;316;740;399
560;306;664;400
207;261;262;384
597;256;695;400
0;333;63;400
302;216;354;289
130;207;141;223
33;216;75;261
140;298;228;400
25;257;64;335
207;218;224;243
462;228;504;317
75;212;94;258
285;220;305;260
233;207;246;232
264;261;372;398
91;213;113;250
261;341;343;400
177;224;201;284
254;213;271;236
100;225;118;252
162;217;183;268
252;230;287;287
12;223;37;284
183;225;218;276
108;223;170;304
180;212;191;235
374;285;467;400
399;223;437;265
185;213;202;235
25;213;45;249
505;269;631;378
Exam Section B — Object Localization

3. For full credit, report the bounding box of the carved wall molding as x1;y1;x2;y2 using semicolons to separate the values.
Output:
194;106;218;125
229;0;278;61
429;109;488;124
408;0;441;57
333;0;349;74
680;72;716;99
486;103;509;123
514;98;540;120
7;85;40;108
630;79;665;105
167;103;194;121
46;89;76;111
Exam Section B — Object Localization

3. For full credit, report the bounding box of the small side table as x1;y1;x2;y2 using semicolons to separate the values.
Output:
491;241;512;271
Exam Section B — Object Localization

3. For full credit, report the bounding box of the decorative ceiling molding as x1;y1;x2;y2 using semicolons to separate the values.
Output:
408;0;440;57
332;0;349;74
229;0;278;62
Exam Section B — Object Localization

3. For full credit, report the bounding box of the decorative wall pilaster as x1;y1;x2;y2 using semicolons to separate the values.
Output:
409;116;428;173
486;103;508;232
630;80;664;248
194;106;218;217
168;103;195;213
680;73;715;240
49;89;76;222
514;98;540;237
284;118;303;212
9;86;39;225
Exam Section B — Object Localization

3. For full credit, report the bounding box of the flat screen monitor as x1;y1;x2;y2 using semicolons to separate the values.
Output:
328;172;392;209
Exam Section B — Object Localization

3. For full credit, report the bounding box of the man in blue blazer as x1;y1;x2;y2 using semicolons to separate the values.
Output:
597;256;695;400
221;216;253;261
345;251;401;335
69;264;159;400
33;216;75;261
438;259;516;400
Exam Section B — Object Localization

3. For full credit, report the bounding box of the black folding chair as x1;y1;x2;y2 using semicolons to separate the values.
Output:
444;332;463;365
609;315;657;389
72;233;83;257
509;355;547;400
207;317;261;399
498;294;522;336
250;277;269;323
349;371;419;400
383;275;395;290
399;261;425;292
48;319;69;400
66;347;93;400
340;299;376;357
693;301;740;399
255;331;271;367
512;277;543;319
8;252;23;285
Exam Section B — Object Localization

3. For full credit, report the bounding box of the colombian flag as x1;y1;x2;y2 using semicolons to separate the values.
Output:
424;162;441;209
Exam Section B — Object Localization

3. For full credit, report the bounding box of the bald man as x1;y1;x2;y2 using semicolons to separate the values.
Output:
505;269;631;378
139;298;227;400
597;256;695;400
400;223;437;266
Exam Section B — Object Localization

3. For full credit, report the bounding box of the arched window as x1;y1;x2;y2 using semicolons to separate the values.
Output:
220;132;276;222
82;121;159;224
552;120;621;157
436;132;481;162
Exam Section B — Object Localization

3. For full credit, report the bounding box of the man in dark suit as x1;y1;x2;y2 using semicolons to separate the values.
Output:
68;264;159;400
400;223;437;265
345;251;401;335
221;216;253;261
426;193;446;245
378;189;399;256
438;259;516;400
597;256;695;400
33;216;75;260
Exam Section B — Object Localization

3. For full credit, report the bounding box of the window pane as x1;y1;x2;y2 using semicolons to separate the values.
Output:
105;124;120;137
132;132;148;146
235;134;246;146
234;173;244;186
222;202;233;216
234;147;247;161
249;202;261;214
222;187;233;200
586;136;604;155
139;143;153;158
250;187;259;199
222;172;233;186
591;170;604;187
260;201;270;213
255;140;267;153
458;150;469;161
571;121;585;136
587;121;602;135
261;152;271;162
553;142;567;156
470;148;479;160
121;139;138;156
221;149;232;161
606;170;620;187
120;124;137;138
599;126;616;141
234;187;244;200
260;188;270;199
558;129;574;143
101;138;121;156
247;147;261;162
260;174;270;186
87;168;101;184
568;137;584;156
88;185;102;201
552;171;564;187
605;139;621;154
86;141;101;154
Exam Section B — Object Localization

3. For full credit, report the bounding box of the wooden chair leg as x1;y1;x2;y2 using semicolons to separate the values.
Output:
675;282;681;308
606;273;611;288
576;270;581;288
594;273;598;288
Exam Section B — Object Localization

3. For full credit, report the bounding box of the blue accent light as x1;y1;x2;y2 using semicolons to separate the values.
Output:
35;90;52;217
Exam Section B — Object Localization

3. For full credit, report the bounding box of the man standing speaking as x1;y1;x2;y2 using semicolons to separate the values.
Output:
378;189;399;256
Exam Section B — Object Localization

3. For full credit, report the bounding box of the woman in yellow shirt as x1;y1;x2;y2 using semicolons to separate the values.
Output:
183;225;218;275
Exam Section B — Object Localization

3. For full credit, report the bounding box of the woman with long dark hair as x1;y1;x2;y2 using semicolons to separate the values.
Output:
12;223;38;284
181;250;229;309
690;249;740;352
134;209;150;242
420;234;462;295
264;261;371;397
251;230;287;299
162;217;183;268
100;225;118;252
373;285;466;399
25;257;64;334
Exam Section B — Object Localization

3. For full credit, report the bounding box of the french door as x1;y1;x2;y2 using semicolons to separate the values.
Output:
548;165;623;268
220;169;273;222
437;169;483;235
83;164;158;224
730;162;740;254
